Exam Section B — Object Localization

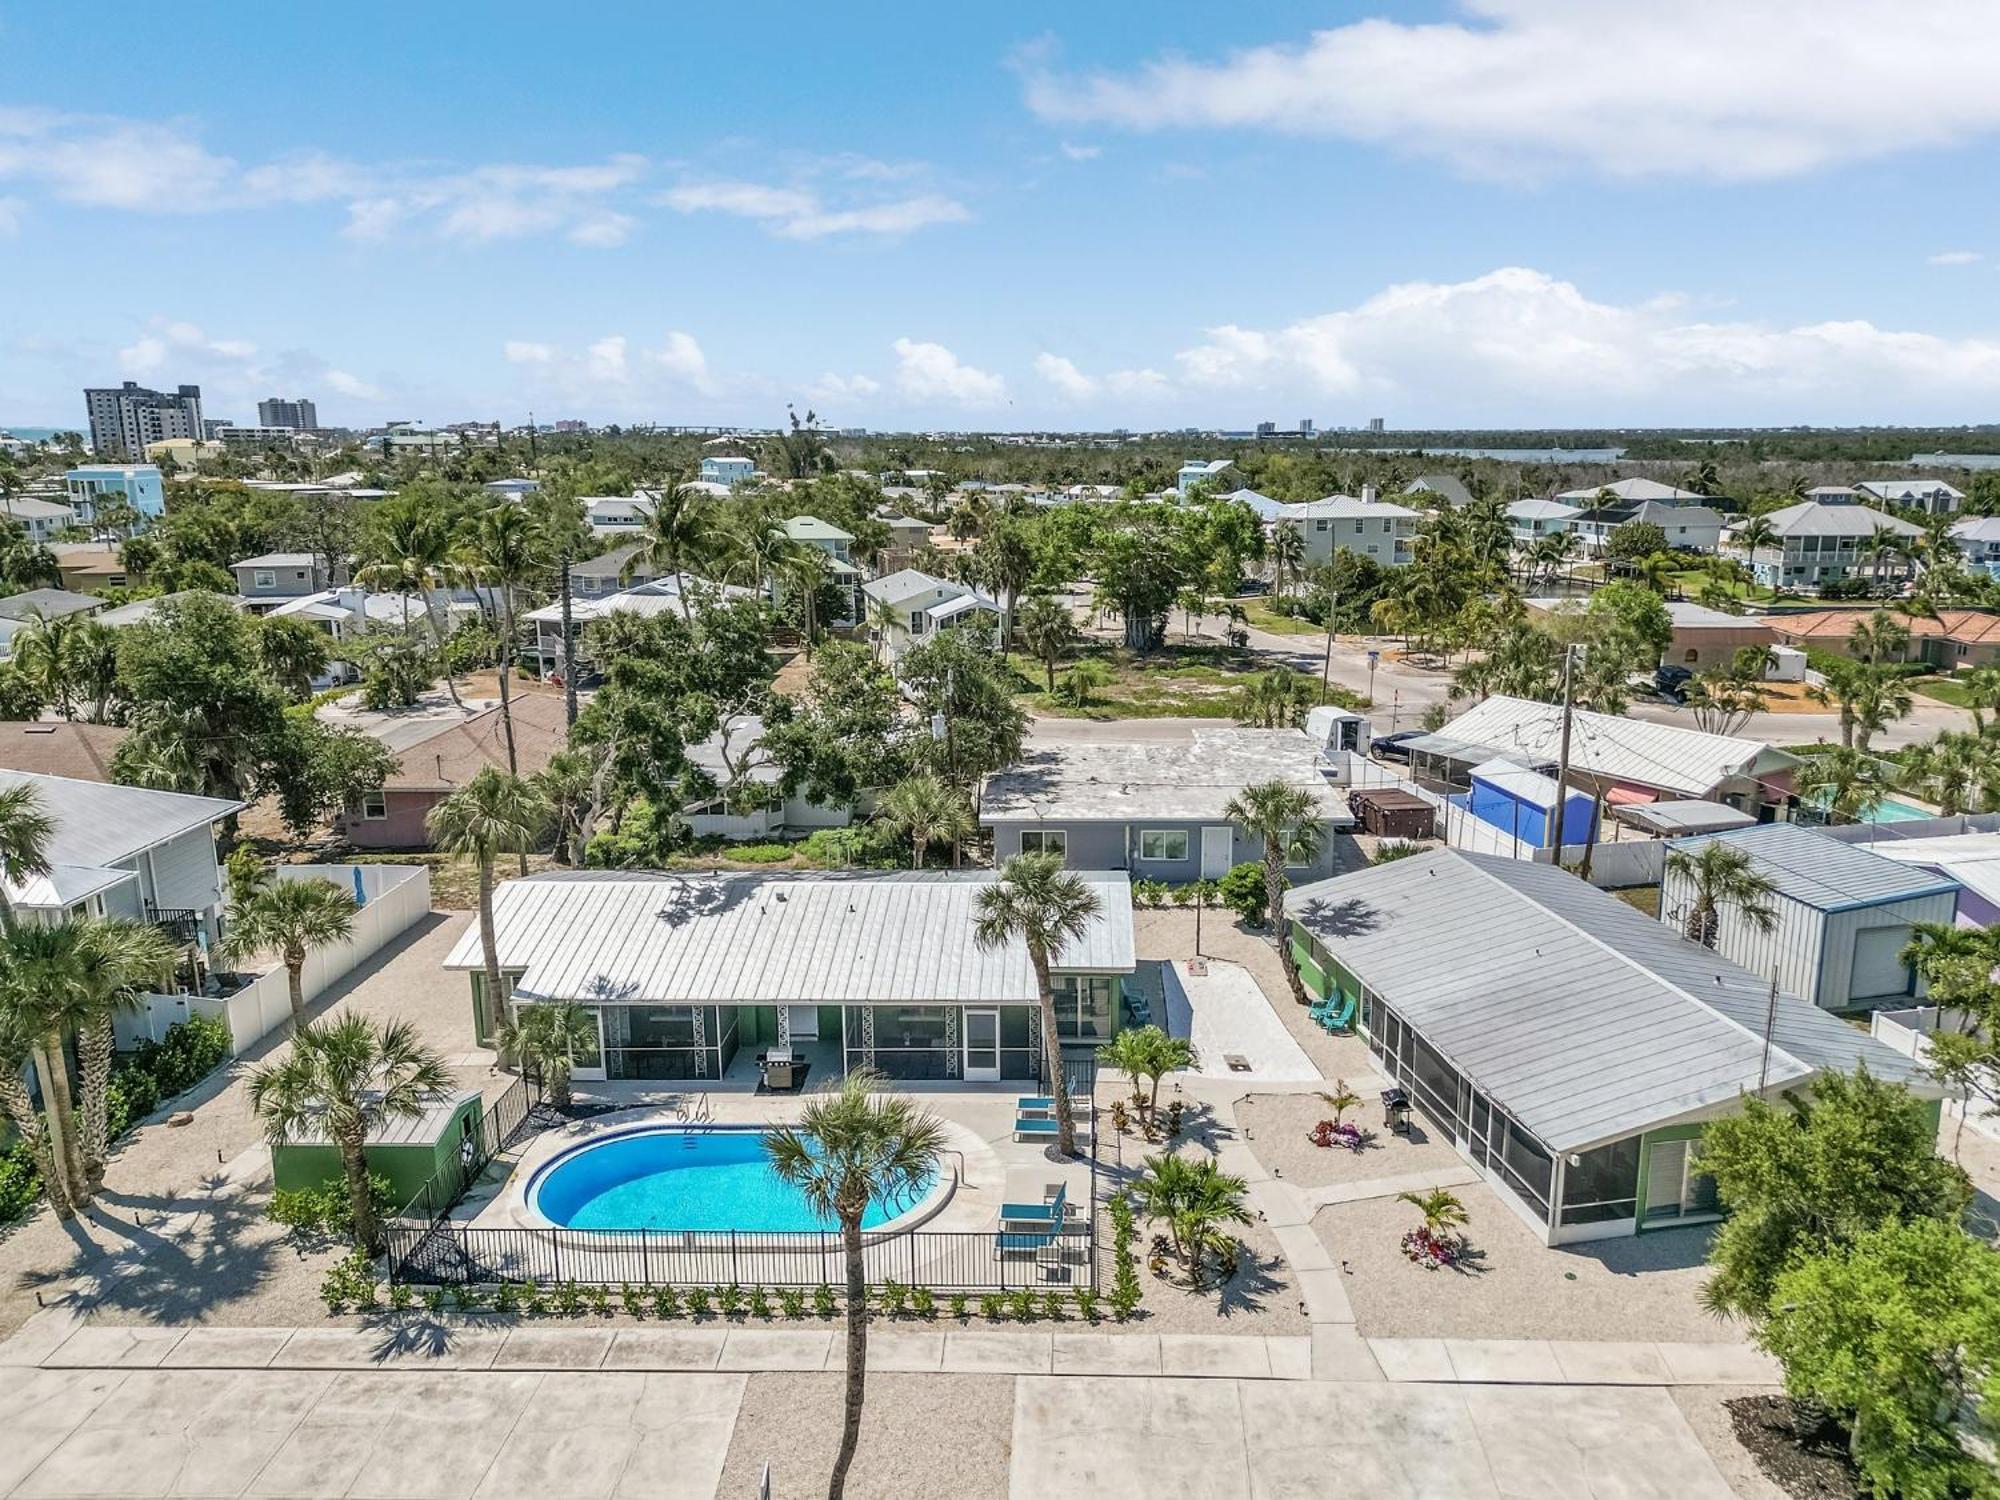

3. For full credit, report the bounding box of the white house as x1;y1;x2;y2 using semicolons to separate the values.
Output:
1569;500;1726;557
1950;515;2000;577
682;714;855;841
0;495;77;543
699;455;756;487
1276;493;1420;567
1505;498;1582;544
860;568;1000;662
1555;477;1708;507
520;576;755;678
1856;479;1963;516
270;587;480;684
584;493;654;537
1176;459;1236;495
1726;500;1927;590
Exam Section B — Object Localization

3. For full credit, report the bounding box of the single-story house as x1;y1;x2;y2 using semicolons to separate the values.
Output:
1659;823;1961;1011
1568;500;1727;557
271;587;480;684
860;569;1000;663
682;714;854;841
0;495;78;543
1282;847;1935;1244
338;691;571;850
1505;498;1582;544
0;721;128;781
1523;598;1776;674
1436;695;1799;818
1220;488;1287;522
0;588;106;659
445;869;1137;1083
981;728;1356;883
1764;608;2000;672
94;589;251;631
46;544;129;592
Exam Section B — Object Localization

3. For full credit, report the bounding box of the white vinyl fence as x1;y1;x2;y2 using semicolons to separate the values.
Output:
117;863;432;1056
1871;1006;1997;1142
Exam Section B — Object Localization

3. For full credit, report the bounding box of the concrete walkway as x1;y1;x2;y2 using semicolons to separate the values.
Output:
1158;958;1321;1083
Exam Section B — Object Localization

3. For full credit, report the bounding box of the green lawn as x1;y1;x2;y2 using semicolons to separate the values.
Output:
1020;644;1367;720
1239;600;1324;636
1664;569;1814;608
1912;676;1973;708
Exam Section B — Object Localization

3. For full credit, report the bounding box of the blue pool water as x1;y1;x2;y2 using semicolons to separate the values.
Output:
530;1128;933;1232
1806;790;1933;824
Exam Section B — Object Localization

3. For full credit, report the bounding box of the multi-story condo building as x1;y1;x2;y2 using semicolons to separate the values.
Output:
83;382;203;460
63;464;166;525
1727;499;1927;590
256;397;319;431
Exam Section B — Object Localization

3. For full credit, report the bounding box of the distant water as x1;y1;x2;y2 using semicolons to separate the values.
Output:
1909;452;2000;470
0;427;61;443
1372;446;1628;463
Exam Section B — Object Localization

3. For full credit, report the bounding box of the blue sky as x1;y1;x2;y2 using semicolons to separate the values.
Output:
4;1;1999;432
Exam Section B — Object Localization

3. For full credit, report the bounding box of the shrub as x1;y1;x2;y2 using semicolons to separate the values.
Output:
1132;879;1171;909
495;1283;522;1315
554;1281;583;1315
717;1283;745;1316
687;1286;714;1318
778;1288;807;1319
812;1283;836;1318
651;1286;682;1320
978;1293;1006;1321
452;1284;485;1313
1041;1290;1066;1321
799;825;900;869
585;1283;611;1316
878;1279;910;1316
1216;862;1267;925
748;1286;774;1320
1074;1286;1100;1321
1371;841;1427;865
910;1286;935;1319
1008;1289;1036;1322
621;1284;645;1319
948;1292;969;1321
0;1141;41;1224
720;842;795;865
269;1175;395;1238
1110;1191;1143;1320
422;1287;446;1314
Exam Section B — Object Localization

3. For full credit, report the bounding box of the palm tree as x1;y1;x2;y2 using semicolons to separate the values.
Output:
1129;1153;1252;1286
862;591;903;664
1664;840;1778;948
427;768;550;1042
781;546;832;645
1222;780;1321;1005
878;774;974;869
0;1005;69;1218
763;1071;946;1500
1096;1024;1193;1121
0;780;54;929
69;919;179;1187
459;504;539;771
255;616;331;704
1055;657;1112;709
494;1002;595;1108
624;482;715;619
973;854;1102;1157
9;610;81;719
1398;1186;1470;1239
1797;746;1896;824
1732;515;1779;595
1846;609;1910;665
0;923;95;1209
1807;658;1914;752
1957;664;2000;733
357;497;464;707
1015;594;1078;692
219;877;356;1032
248;1015;453;1254
1270;523;1305;597
1903;731;2000;815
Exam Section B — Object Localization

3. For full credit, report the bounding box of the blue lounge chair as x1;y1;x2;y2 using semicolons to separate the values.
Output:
1315;994;1358;1033
1013;1116;1060;1142
1016;1096;1054;1115
1000;1183;1067;1225
994;1228;1061;1258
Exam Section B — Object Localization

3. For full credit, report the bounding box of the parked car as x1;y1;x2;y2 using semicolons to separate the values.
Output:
1371;729;1427;763
1655;664;1694;702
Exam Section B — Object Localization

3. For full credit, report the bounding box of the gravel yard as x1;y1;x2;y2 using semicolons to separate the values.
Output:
719;1373;1014;1500
1236;1092;1464;1190
1670;1386;1791;1500
1315;1184;1739;1343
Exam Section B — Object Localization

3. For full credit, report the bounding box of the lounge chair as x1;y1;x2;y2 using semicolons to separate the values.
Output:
999;1183;1068;1226
1319;994;1358;1033
994;1228;1061;1258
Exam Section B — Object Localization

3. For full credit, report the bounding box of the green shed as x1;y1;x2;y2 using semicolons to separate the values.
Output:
271;1089;485;1207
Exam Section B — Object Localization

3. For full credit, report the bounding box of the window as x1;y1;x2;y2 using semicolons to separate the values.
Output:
1314;519;1329;532
1051;974;1117;1039
908;610;925;632
358;790;387;821
253;570;276;588
1019;829;1067;858
1559;1136;1641;1226
1138;830;1189;861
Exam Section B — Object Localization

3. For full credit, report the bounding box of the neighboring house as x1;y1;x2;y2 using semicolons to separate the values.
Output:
0;721;128;781
1856;478;1963;516
699;455;756;487
1276;494;1420;567
1555;477;1708;507
569;544;658;601
980;728;1358;883
483;478;540;500
444;869;1138;1080
1660;823;1961;1011
1950;515;2000;577
97;589;250;631
231;552;330;612
1828;828;2000;930
584;493;654;537
520;576;754;678
47;543;128;592
0;495;78;542
1724;500;1926;590
682;713;854;841
1403;474;1474;507
337;692;570;850
1568;500;1726;556
1524;598;1776;673
1435;694;1799;817
1504;498;1582;544
1219;487;1287;522
0;588;105;658
859;568;1000;662
1764;607;2000;671
782;515;863;623
63;464;165;524
874;512;933;568
1281;847;1933;1244
0;769;240;944
270;587;479;683
1176;459;1236;495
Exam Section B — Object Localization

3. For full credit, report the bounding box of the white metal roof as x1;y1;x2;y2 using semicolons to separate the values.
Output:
1281;849;1929;1153
1469;758;1567;808
783;515;854;543
444;871;1136;1003
1857;479;1963;502
0;770;239;875
981;730;1355;825
1556;477;1705;504
233;553;317;570
1278;496;1421;522
1505;499;1582;521
1439;695;1797;796
1668;823;1963;911
863;568;961;608
1849;832;2000;910
1744;501;1926;540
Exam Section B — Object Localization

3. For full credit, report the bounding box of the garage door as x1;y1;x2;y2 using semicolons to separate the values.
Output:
1850;925;1914;1000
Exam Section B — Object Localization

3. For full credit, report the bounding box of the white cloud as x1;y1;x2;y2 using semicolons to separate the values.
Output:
504;341;556;364
1058;142;1102;161
585;336;630;384
892;338;1006;406
662;177;968;239
103;314;382;422
1160;266;2000;421
647;331;712;391
325;370;382;400
118;335;166;377
502;331;719;404
1106;367;1172;398
1034;353;1098;399
808;371;883;403
1022;1;2000;180
1929;249;1983;265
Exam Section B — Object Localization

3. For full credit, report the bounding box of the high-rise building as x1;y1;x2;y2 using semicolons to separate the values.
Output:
1300;418;1315;437
83;381;203;459
256;396;319;431
1368;416;1386;433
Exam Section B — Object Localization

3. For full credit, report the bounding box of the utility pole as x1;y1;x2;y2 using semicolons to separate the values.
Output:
1320;590;1340;699
1757;964;1780;1093
559;545;578;728
1550;643;1579;854
527;410;537;470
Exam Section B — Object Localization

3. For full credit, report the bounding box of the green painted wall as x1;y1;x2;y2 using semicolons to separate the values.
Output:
271;1096;484;1205
1633;1121;1709;1233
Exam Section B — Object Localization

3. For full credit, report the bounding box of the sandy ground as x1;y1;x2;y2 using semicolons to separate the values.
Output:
0;913;489;1340
1316;1184;1742;1343
718;1372;1014;1500
1672;1386;1792;1500
1237;1092;1464;1190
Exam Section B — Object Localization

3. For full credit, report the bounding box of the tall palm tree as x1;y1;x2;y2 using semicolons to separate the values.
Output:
1807;658;1913;752
623;482;715;619
1222;780;1322;1005
458;504;539;771
1732;515;1780;595
973;853;1102;1157
764;1072;946;1500
1270;523;1305;597
862;591;903;665
494;1001;595;1108
218;877;357;1032
0;923;94;1209
427;767;550;1042
781;546;832;645
1664;840;1779;948
0;781;54;930
357;498;464;707
0;1005;68;1218
1014;594;1077;692
878;774;974;869
248;1015;453;1254
1797;746;1896;824
9;610;81;720
1903;731;2000;815
70;919;179;1187
1955;664;2000;734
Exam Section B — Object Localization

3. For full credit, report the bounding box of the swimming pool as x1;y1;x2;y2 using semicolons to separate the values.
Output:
528;1126;939;1233
1805;790;1934;824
